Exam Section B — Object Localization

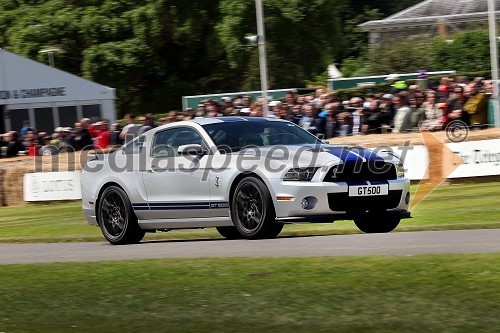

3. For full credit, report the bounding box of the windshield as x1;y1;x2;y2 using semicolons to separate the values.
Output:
202;120;321;153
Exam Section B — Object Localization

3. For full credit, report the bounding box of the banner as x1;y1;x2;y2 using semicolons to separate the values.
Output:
447;139;500;178
391;139;500;180
24;171;81;202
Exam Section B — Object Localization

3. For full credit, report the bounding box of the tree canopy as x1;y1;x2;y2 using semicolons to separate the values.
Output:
1;0;479;115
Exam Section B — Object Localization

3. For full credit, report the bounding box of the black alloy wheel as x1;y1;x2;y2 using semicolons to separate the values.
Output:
216;226;243;239
231;176;283;239
98;186;145;244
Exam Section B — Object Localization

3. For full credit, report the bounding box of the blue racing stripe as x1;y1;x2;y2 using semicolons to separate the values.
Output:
326;147;363;163
149;206;210;210
132;207;150;210
327;147;387;163
217;117;250;122
132;201;229;211
351;147;386;162
148;202;210;207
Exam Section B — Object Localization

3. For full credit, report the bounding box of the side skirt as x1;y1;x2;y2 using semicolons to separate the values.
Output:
138;217;233;229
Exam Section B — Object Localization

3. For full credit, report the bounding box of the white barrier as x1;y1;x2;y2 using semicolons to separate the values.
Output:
390;145;429;181
24;171;81;202
391;139;500;180
447;139;500;178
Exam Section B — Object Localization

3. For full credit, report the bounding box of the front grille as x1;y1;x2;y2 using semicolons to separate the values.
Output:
323;161;397;183
328;190;403;212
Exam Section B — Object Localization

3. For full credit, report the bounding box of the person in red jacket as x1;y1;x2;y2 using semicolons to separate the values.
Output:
94;121;110;149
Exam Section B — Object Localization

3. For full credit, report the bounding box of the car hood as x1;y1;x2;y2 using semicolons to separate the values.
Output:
234;144;398;168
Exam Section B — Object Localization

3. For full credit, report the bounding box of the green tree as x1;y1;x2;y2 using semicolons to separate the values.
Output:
430;30;491;72
365;39;433;75
216;0;343;91
82;0;227;113
0;0;461;114
337;7;383;60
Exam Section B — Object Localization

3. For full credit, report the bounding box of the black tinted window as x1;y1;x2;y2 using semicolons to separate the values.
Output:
203;120;320;153
151;127;202;157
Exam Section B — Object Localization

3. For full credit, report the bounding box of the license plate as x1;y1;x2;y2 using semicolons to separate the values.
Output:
349;184;389;197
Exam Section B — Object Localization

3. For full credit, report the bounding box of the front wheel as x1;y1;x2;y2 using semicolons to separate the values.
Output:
216;226;243;239
98;186;145;245
231;176;283;239
354;215;401;233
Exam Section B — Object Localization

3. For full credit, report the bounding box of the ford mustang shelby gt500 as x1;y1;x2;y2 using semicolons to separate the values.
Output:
82;117;411;244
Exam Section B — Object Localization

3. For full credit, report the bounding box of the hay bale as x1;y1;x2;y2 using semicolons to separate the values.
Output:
0;151;86;206
0;169;6;207
4;166;32;206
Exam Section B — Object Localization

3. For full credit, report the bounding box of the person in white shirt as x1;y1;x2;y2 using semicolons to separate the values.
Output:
392;92;412;133
119;114;140;143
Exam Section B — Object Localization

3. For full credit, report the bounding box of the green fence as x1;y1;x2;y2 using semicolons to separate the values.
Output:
182;88;315;110
489;99;500;127
327;71;456;90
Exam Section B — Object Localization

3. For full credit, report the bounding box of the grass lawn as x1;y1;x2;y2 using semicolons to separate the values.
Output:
0;255;499;332
0;182;499;243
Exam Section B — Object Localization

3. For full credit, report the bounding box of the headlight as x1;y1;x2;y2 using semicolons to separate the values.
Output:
396;163;405;179
283;167;319;181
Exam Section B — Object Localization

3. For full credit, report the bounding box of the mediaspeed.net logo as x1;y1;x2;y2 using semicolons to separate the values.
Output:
29;120;471;210
410;120;468;209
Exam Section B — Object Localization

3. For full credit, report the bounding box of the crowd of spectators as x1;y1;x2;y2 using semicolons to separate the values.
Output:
0;75;493;158
189;74;492;138
0;115;157;157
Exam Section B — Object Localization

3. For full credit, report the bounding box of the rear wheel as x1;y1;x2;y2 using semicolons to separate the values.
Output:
354;215;401;233
98;186;145;244
230;176;283;239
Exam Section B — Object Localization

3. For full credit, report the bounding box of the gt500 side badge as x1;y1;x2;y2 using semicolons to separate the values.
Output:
215;176;220;187
211;202;229;209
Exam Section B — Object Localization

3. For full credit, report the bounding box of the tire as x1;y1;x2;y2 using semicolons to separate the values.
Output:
98;186;146;245
354;215;401;233
230;176;283;239
216;226;243;239
266;222;285;239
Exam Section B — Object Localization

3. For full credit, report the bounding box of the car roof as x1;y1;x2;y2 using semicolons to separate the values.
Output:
191;117;286;126
139;117;290;141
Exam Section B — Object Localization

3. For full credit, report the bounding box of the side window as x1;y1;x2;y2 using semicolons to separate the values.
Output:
123;136;145;155
151;128;203;157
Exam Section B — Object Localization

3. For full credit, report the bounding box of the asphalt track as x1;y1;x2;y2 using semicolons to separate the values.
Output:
0;229;499;264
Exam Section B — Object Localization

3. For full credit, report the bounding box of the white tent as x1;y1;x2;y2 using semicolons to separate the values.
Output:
0;48;116;133
359;0;500;48
327;64;343;79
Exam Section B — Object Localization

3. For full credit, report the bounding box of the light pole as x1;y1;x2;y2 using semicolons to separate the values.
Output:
488;0;500;127
38;47;61;68
255;0;269;117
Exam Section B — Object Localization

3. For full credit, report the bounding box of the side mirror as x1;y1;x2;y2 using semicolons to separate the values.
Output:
177;144;206;156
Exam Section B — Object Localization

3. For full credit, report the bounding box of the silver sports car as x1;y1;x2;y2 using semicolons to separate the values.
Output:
81;117;411;244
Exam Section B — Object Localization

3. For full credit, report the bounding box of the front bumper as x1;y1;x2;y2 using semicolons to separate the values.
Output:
268;178;411;220
276;210;411;223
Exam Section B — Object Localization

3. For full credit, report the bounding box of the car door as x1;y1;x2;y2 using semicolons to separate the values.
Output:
115;136;151;220
141;126;212;219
